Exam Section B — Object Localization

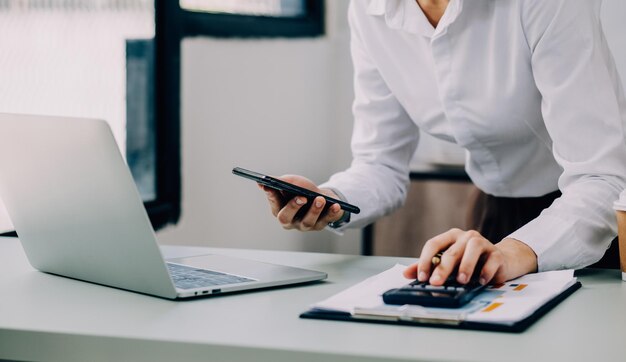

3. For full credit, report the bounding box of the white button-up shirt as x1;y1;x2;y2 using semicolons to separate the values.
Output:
322;0;626;271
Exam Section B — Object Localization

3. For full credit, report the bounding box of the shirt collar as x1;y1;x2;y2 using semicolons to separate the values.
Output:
366;0;463;38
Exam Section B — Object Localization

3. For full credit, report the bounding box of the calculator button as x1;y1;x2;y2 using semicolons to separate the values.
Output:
425;285;445;291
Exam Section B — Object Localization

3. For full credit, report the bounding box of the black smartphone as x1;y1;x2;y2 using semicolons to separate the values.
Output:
382;275;487;308
232;167;360;216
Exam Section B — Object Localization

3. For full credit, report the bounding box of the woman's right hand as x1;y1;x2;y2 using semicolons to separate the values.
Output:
259;175;345;231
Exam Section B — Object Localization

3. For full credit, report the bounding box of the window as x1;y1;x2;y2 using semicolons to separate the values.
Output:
172;0;324;38
145;0;323;225
0;0;323;235
0;0;180;234
180;0;306;17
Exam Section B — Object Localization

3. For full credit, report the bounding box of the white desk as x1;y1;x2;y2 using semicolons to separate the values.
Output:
1;236;625;362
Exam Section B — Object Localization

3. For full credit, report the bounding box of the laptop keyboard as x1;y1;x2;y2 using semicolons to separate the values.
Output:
167;263;255;290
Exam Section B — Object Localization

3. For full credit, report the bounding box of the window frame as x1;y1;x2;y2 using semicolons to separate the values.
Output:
147;0;324;228
148;0;183;230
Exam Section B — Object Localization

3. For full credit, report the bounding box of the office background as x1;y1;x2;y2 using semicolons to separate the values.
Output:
1;0;625;257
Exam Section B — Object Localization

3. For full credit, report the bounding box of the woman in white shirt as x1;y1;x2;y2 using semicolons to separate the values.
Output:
261;0;626;286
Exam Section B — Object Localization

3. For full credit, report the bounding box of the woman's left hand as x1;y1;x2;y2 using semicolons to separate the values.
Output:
403;228;538;286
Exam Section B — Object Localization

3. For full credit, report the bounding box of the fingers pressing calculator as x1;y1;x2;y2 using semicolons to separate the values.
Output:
382;275;487;308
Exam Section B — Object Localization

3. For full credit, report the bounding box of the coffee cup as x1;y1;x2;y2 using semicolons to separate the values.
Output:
612;197;626;281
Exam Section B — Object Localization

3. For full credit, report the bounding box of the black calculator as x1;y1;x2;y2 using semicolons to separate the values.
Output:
382;275;488;308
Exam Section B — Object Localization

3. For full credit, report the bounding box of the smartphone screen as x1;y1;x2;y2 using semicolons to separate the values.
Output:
232;167;360;214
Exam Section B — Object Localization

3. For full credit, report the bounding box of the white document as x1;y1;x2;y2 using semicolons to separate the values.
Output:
311;264;577;326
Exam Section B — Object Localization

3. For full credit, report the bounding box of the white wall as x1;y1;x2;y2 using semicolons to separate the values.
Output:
157;1;363;254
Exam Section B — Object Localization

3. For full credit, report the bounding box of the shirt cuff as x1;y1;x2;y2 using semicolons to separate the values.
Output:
507;213;579;272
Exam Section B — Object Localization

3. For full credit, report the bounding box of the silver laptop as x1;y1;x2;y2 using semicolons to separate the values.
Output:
0;113;326;299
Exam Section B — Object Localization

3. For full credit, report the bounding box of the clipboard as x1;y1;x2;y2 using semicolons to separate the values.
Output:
300;281;580;333
300;265;582;333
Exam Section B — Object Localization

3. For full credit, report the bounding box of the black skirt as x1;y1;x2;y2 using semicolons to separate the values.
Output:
467;188;619;269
